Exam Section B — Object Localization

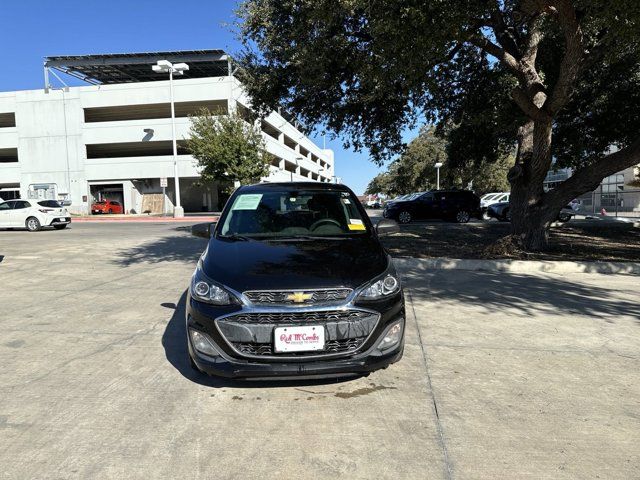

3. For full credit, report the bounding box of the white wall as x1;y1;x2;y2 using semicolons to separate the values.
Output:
0;76;334;214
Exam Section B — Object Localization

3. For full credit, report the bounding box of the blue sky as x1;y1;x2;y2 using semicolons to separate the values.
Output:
0;0;411;194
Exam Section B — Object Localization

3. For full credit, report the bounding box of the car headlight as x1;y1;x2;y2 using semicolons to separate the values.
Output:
358;272;400;300
190;267;237;305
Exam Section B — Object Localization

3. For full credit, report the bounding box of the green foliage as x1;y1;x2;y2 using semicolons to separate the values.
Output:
365;128;513;196
187;108;270;189
238;0;640;165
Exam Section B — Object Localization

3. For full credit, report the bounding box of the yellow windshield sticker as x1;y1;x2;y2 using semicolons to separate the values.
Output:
348;223;366;231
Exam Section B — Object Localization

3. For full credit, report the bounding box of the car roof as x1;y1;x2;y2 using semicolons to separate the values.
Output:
237;182;352;193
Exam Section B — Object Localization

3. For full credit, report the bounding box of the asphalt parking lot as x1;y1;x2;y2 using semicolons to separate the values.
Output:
1;222;639;479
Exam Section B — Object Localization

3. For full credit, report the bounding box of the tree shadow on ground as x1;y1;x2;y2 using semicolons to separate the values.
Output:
112;233;208;266
400;266;640;323
161;291;362;388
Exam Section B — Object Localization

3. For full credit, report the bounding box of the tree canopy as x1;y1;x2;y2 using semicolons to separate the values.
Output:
238;0;640;250
187;108;270;190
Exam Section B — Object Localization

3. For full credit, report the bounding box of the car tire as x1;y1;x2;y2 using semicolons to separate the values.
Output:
482;211;491;220
558;213;571;223
398;211;412;224
53;224;68;230
25;217;41;232
499;208;512;222
455;210;471;223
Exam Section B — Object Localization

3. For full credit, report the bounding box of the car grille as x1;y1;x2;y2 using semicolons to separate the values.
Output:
222;309;371;325
217;309;379;359
232;337;366;356
243;288;352;305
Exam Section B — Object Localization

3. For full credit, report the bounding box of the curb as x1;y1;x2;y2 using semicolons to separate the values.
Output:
394;257;640;276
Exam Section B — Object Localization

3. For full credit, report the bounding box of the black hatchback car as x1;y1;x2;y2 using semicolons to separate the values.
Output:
383;190;481;223
187;182;405;379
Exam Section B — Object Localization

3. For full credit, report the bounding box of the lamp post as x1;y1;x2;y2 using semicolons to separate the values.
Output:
434;162;443;190
152;60;189;217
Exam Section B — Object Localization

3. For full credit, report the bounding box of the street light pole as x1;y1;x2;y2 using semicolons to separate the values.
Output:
168;67;181;215
434;162;443;190
152;60;189;217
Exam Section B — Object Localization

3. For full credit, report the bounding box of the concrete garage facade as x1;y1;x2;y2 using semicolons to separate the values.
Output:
0;50;335;214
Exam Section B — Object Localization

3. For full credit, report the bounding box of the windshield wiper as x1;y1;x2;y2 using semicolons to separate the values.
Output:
268;235;351;241
219;234;254;242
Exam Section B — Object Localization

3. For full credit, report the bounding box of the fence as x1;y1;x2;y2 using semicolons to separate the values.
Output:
575;188;640;217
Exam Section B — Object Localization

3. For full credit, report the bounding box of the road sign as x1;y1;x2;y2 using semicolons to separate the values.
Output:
160;177;168;188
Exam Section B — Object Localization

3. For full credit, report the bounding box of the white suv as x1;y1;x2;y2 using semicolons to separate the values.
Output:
0;199;71;231
480;192;510;219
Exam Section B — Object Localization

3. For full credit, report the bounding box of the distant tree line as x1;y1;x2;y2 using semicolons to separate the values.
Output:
365;127;513;197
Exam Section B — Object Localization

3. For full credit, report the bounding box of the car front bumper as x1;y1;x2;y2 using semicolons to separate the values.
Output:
188;336;404;379
186;293;405;379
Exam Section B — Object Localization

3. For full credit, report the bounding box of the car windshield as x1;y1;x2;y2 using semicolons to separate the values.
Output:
482;193;499;201
219;189;368;238
95;201;106;204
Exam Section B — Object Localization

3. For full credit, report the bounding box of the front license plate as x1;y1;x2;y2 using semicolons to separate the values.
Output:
274;325;325;353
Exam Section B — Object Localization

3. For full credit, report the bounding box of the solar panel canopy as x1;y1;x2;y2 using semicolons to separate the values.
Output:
44;50;230;85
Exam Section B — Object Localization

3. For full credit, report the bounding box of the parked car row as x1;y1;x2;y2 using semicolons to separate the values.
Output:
381;189;576;224
0;199;71;231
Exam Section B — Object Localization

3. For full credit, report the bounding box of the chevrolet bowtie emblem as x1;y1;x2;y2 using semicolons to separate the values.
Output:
287;292;313;303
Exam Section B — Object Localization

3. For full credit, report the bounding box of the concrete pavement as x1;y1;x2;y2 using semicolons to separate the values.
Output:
0;223;638;479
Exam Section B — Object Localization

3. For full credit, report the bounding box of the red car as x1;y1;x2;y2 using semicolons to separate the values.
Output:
92;200;124;214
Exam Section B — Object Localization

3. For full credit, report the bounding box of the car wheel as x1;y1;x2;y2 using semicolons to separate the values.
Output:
502;209;512;222
25;217;41;232
108;209;113;214
53;224;67;230
398;211;412;224
455;210;471;223
558;213;571;223
482;211;491;220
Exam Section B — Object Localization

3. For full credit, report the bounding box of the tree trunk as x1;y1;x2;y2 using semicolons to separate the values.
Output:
508;119;556;251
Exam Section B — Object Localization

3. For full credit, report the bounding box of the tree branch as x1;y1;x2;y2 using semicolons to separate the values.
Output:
544;0;583;114
511;87;551;122
545;137;640;206
522;15;544;65
488;3;521;59
469;35;521;75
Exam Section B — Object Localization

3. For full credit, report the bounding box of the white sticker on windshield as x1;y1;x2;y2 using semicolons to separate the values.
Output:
233;194;263;210
350;219;363;225
343;199;351;204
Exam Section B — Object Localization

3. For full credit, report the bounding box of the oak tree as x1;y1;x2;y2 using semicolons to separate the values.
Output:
238;0;640;250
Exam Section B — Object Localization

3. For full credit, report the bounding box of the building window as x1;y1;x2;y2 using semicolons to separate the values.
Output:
86;141;188;159
0;112;16;128
0;147;18;163
600;174;625;207
84;100;227;123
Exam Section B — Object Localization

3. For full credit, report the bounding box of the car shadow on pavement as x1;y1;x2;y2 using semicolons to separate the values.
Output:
400;267;640;323
161;291;360;388
113;233;208;266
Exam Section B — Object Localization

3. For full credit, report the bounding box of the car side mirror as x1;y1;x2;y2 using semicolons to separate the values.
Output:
376;218;400;236
191;222;216;239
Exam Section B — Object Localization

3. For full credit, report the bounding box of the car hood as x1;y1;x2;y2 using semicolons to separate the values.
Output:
201;235;390;293
386;200;411;207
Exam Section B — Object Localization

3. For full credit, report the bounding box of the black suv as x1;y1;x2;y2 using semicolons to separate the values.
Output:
187;182;405;379
383;190;481;223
